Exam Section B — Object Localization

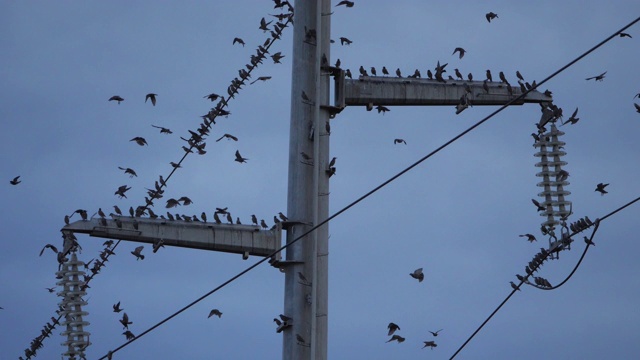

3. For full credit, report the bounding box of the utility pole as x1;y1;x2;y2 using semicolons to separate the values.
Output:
283;0;331;359
62;2;553;359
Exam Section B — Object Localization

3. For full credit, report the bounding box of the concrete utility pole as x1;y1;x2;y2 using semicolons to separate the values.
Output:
283;0;331;359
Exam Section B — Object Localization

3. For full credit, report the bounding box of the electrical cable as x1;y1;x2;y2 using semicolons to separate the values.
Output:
97;14;640;359
449;195;640;360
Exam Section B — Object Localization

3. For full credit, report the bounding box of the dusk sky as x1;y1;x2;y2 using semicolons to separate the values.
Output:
2;1;640;359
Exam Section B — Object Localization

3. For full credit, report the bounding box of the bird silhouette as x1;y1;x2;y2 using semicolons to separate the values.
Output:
271;52;285;64
259;17;273;32
429;329;443;336
423;340;437;349
260;219;268;229
118;167;137;178
634;103;640;113
46;287;56;293
251;76;272;85
131;246;144;260
178;196;193;205
386;335;405;343
510;281;521;291
561;107;579;126
204;93;221;102
119;312;132;329
39;244;58;257
9;176;21;185
381;66;389;76
114;185;131;199
619;32;632;38
216;134;238;142
339;37;352;46
123;330;135;340
486;70;493;82
376;105;390;114
336;0;354;7
486;12;499;22
345;69;352;78
387;322;400;336
519;234;536;243
410;268;424;282
208;309;223;318
595;183;609;195
113;301;123;313
585;71;607;81
232;37;245;46
130;137;148;146
145;93;157;106
235;150;248;163
531;199;545;211
151;125;172;134
109;95;124;104
393;139;407;145
452;47;466;59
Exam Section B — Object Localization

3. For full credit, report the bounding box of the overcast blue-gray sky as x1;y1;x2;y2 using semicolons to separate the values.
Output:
2;1;640;359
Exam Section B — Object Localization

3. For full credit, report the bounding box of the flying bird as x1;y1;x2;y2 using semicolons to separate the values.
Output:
233;37;245;46
109;95;124;104
208;309;223;318
387;322;400;336
131;246;145;260
46;287;56;293
119;312;132;329
452;47;466;59
339;37;352;46
118;167;137;178
114;185;131;199
531;199;545;211
595;183;609;195
423;341;437;349
634;103;640;113
151;125;172;134
145;93;157;106
619;32;632;38
336;0;354;7
130;137;148;146
585;71;606;81
216;134;238;142
178;196;193;205
410;268;424;282
9;176;21;185
271;52;285;63
39;244;59;256
562;107;579;126
429;329;443;336
251;76;272;85
519;234;537;243
376;105;390;114
235;150;248;163
486;12;499;22
393;139;407;145
259;17;273;32
386;335;405;343
204;93;221;102
113;301;123;313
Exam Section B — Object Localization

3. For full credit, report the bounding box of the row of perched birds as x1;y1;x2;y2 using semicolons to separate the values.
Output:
21;5;296;360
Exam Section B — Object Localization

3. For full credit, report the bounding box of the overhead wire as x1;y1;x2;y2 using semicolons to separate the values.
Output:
449;195;640;360
97;14;640;359
22;10;293;360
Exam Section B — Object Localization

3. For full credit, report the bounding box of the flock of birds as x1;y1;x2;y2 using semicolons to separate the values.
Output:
7;1;638;358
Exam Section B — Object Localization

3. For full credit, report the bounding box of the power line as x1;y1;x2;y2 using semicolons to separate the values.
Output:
449;195;640;360
95;15;640;358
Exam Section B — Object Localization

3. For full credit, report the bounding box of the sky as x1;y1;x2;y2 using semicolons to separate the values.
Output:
1;1;640;359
